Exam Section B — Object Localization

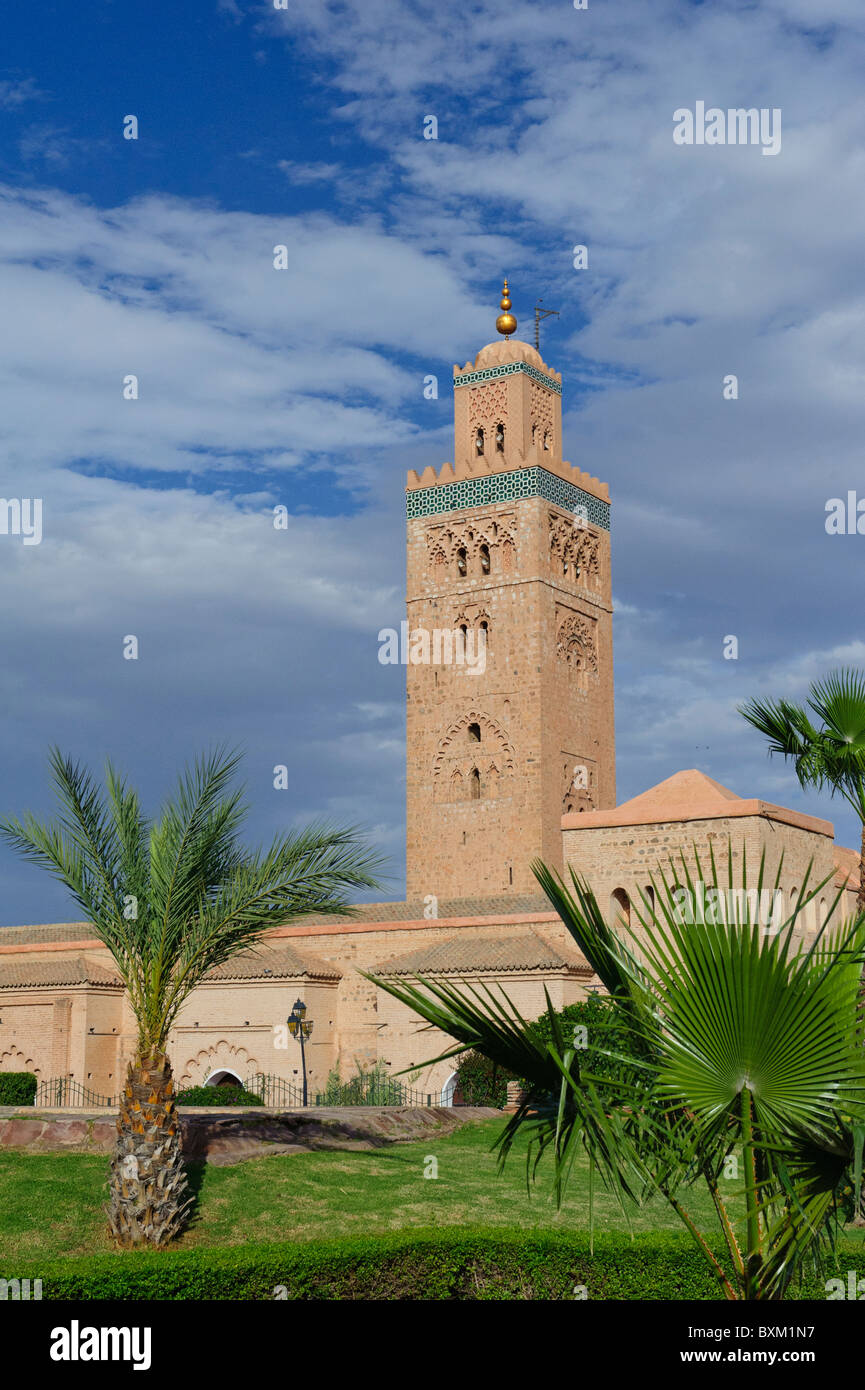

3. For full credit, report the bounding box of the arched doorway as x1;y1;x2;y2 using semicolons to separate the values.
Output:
441;1071;458;1107
204;1068;243;1089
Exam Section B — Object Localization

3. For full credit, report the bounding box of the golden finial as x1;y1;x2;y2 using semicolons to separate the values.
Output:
495;278;517;339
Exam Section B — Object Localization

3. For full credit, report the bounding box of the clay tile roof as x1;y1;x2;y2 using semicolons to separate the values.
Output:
0;896;557;944
372;930;589;977
289;893;552;928
0;922;96;946
0;957;121;989
205;944;341;982
615;769;742;817
563;767;835;838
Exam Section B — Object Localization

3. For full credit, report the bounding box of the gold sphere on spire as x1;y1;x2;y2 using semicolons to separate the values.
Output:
495;278;517;338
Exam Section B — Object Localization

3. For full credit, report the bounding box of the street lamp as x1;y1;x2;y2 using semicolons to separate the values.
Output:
287;997;314;1106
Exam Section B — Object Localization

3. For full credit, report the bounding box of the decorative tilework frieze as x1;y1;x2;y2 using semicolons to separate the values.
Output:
453;361;562;394
406;466;611;530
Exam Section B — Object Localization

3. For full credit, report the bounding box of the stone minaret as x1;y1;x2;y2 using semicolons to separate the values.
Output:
405;282;615;900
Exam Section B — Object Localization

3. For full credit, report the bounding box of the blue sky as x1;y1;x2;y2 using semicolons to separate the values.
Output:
1;0;864;922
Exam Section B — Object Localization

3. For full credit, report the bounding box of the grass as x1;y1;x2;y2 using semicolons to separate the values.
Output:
0;1115;725;1261
1;1114;863;1267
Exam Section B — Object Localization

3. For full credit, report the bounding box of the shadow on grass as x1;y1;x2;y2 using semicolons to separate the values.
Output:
181;1160;207;1228
180;1111;497;1165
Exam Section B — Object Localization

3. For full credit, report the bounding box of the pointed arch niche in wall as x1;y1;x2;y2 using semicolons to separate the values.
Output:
205;1068;244;1088
433;709;515;802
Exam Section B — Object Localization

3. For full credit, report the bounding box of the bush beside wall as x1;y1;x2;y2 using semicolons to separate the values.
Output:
174;1085;263;1107
0;1072;37;1106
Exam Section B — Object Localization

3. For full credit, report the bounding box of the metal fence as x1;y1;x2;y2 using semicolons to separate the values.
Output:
247;1072;446;1108
243;1073;305;1109
33;1078;119;1108
313;1079;442;1108
28;1073;450;1110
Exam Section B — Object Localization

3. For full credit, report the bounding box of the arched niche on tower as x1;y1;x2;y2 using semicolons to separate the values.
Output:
432;709;515;802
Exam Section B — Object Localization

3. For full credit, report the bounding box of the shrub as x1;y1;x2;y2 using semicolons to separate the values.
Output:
456;998;641;1105
526;994;640;1092
174;1085;263;1107
0;1072;37;1106
315;1062;407;1106
12;1228;862;1300
455;1052;516;1107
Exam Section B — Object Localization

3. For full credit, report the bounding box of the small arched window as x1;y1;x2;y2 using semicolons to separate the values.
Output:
531;423;537;446
543;430;551;451
611;888;631;928
479;543;490;575
495;423;505;452
475;427;485;455
456;547;467;577
470;768;481;800
467;722;481;742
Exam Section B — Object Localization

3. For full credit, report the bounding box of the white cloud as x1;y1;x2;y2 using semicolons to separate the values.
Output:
4;1;865;918
0;75;44;109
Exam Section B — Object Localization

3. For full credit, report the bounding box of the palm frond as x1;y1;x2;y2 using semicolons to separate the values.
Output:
1;750;383;1052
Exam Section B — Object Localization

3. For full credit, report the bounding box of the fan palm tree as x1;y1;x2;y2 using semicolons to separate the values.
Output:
0;747;382;1248
740;669;865;913
366;847;865;1299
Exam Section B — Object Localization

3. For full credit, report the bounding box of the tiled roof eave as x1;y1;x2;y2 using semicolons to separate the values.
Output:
204;967;341;982
0;977;122;991
379;962;593;979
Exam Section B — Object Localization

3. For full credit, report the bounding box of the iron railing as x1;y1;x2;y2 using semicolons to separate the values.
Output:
33;1078;119;1108
243;1073;305;1109
29;1073;454;1110
313;1079;443;1108
249;1072;448;1108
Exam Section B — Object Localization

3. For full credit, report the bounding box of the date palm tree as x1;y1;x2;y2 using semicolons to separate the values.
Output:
0;747;382;1248
740;669;865;913
367;847;865;1299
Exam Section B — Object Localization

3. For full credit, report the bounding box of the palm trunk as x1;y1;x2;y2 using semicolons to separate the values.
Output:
741;1087;763;1299
107;1050;192;1247
858;823;865;917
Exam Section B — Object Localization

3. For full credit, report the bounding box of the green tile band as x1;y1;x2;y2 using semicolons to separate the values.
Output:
453;361;562;394
406;466;610;529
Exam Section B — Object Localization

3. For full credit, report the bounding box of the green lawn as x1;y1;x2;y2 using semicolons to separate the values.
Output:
0;1114;760;1263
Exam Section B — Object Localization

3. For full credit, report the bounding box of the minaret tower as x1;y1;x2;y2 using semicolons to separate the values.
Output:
405;282;614;899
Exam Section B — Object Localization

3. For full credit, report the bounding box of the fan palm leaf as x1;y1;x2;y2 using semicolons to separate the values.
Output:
366;843;865;1299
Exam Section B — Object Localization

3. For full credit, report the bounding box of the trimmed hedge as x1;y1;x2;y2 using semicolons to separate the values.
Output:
11;1228;864;1301
0;1071;37;1106
174;1085;263;1107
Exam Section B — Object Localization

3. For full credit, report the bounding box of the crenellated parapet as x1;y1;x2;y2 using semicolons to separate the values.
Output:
453;340;562;394
406;455;610;528
406;453;608;501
